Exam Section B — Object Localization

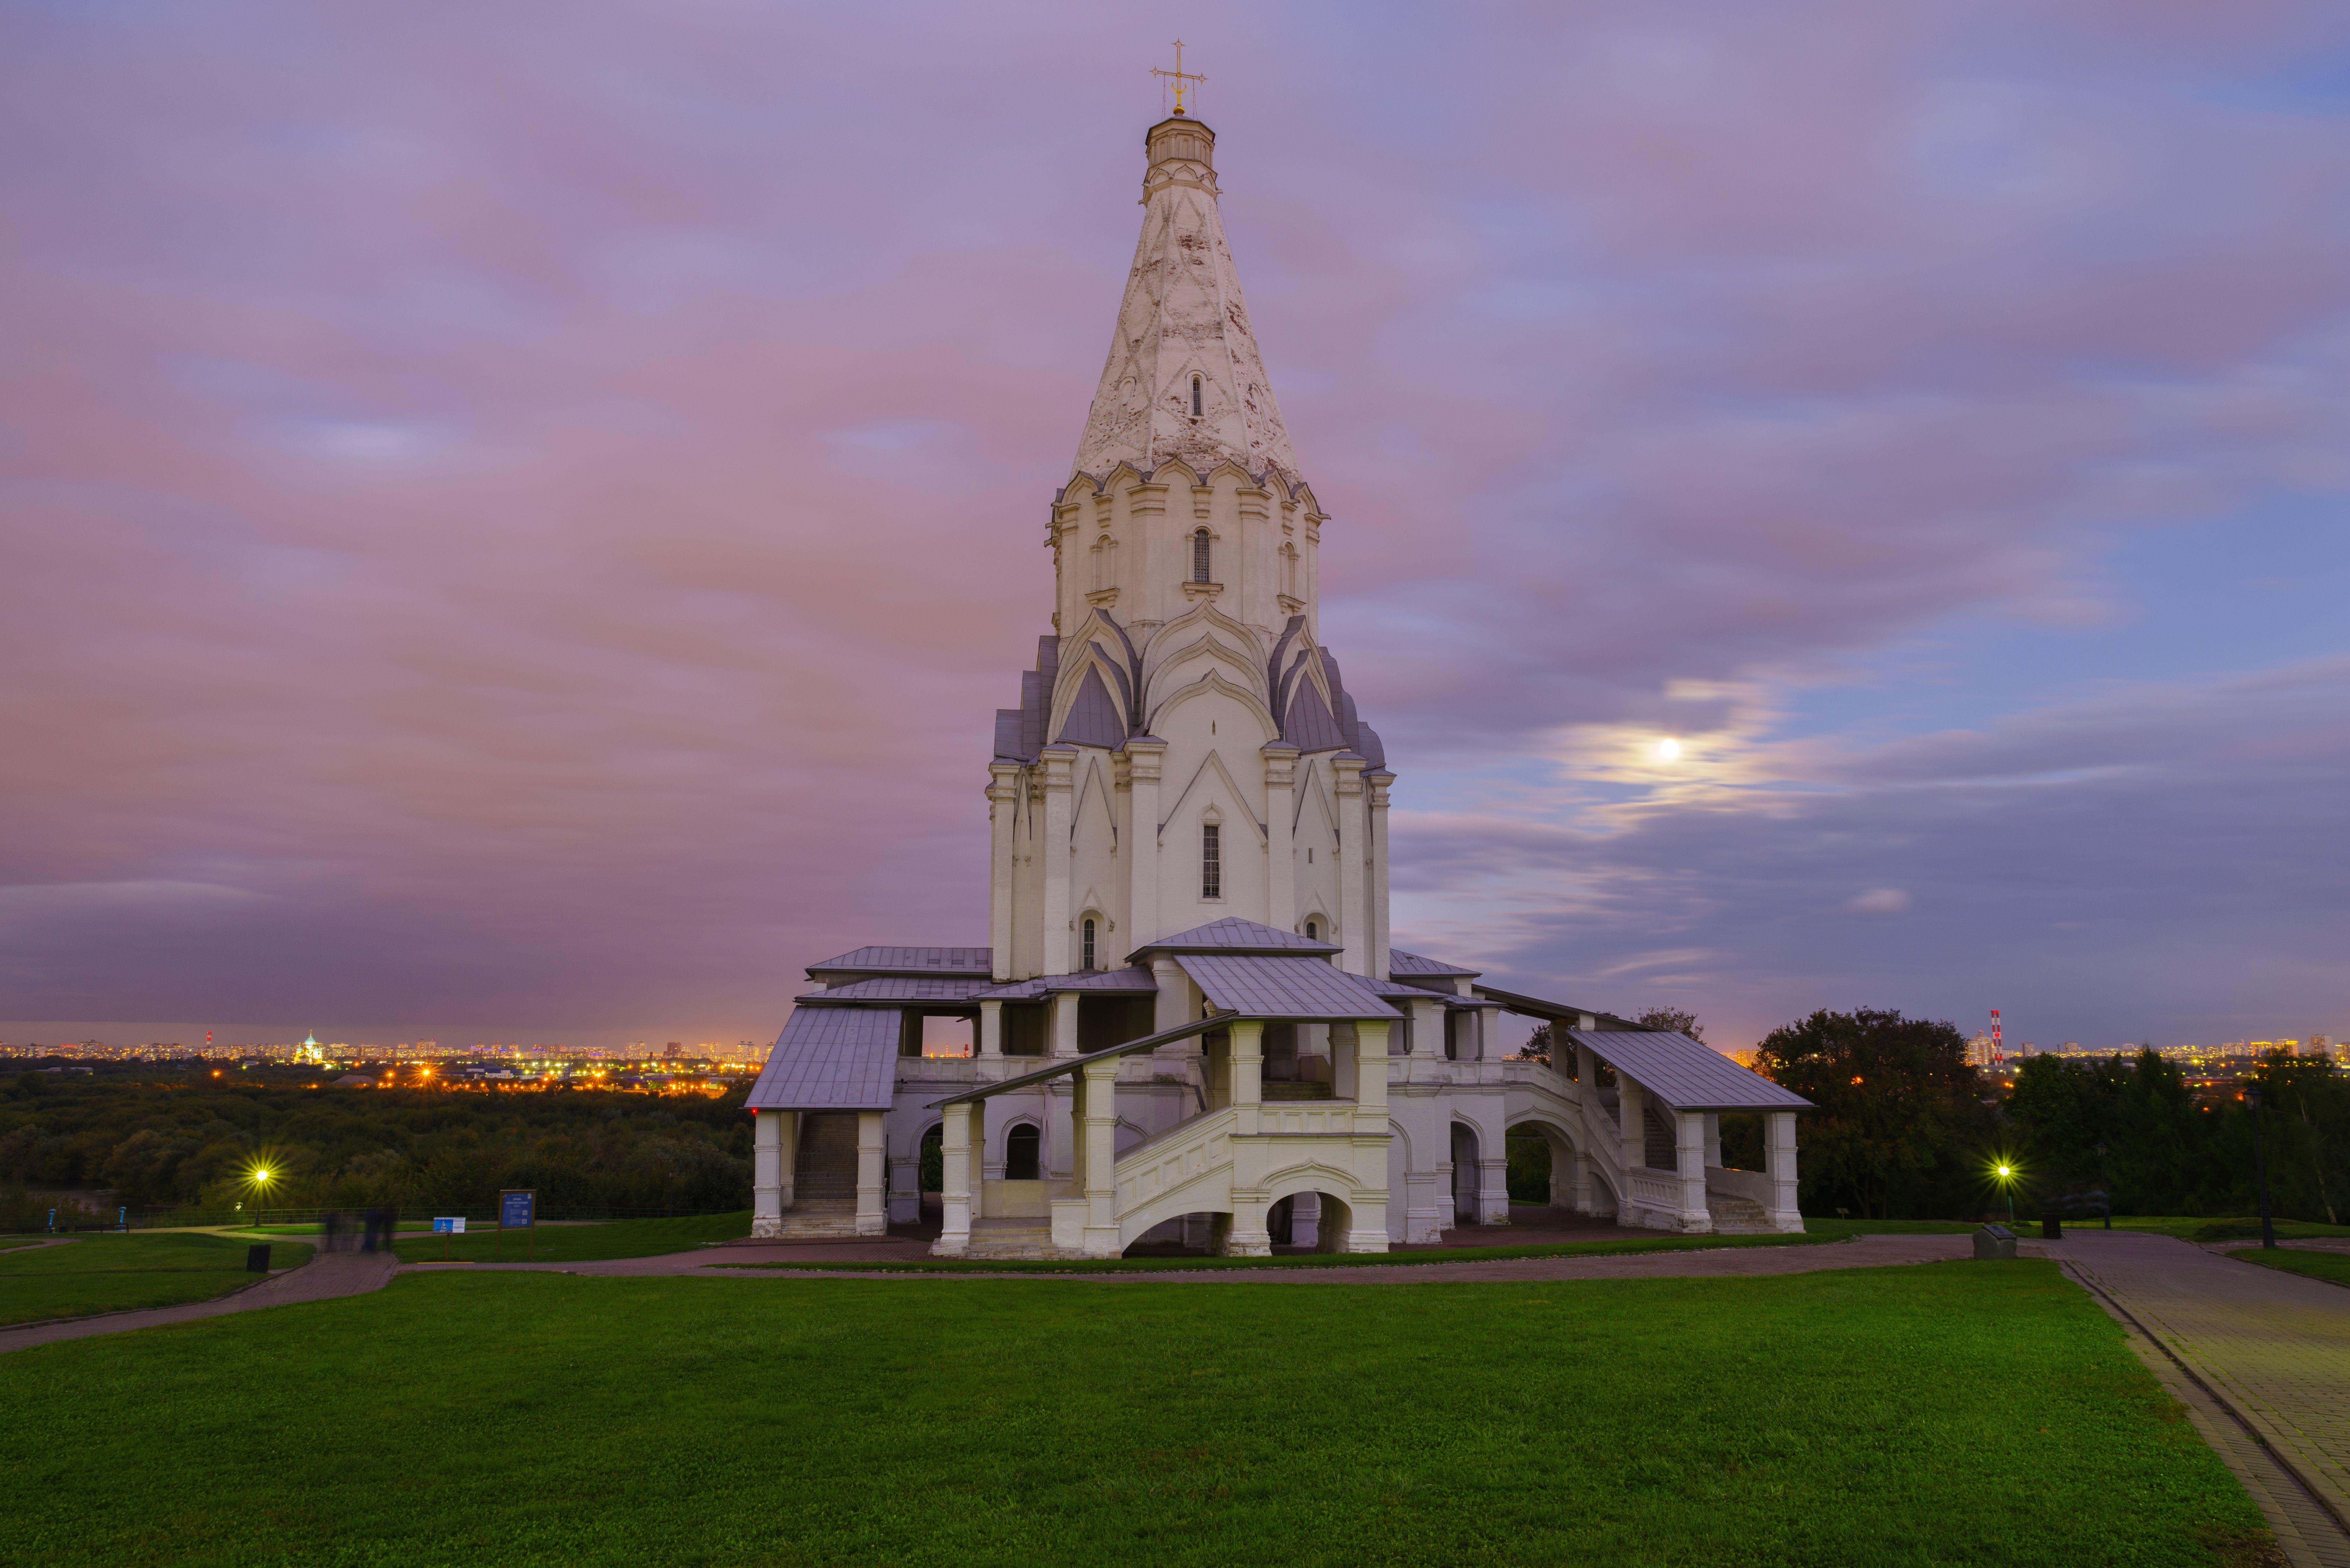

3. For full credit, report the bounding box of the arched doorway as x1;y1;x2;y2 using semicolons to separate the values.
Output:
1451;1122;1480;1224
1004;1122;1040;1181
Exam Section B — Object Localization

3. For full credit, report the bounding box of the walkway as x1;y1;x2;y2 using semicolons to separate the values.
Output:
2048;1229;2350;1568
0;1250;399;1355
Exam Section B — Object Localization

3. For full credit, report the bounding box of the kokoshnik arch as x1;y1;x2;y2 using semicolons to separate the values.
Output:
744;107;1813;1258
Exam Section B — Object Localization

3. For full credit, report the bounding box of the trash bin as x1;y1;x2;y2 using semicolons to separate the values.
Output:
1973;1224;2016;1261
2041;1215;2062;1241
246;1243;272;1274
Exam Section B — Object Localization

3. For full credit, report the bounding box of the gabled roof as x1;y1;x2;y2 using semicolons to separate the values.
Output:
805;946;993;979
1056;664;1128;749
801;976;994;1005
745;1007;899;1111
1566;1030;1813;1114
1177;954;1400;1021
1389;948;1481;979
972;966;1160;1001
1128;918;1339;962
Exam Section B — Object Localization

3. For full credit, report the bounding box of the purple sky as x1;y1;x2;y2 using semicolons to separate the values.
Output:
5;3;2347;1054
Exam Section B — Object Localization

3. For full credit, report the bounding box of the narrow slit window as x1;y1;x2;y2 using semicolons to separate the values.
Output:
1191;375;1203;416
1304;918;1320;941
1191;529;1212;584
1081;916;1096;971
1201;823;1222;899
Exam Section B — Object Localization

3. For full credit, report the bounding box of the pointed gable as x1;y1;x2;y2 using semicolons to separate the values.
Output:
1056;665;1127;749
1281;678;1347;753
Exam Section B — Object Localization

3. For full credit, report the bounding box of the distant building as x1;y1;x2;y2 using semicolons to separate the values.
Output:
1964;1031;1997;1069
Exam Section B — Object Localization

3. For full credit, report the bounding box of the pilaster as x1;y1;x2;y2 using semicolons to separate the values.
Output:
1039;746;1076;978
987;763;1021;981
1766;1111;1803;1231
1366;770;1393;980
977;999;1003;1058
1619;1076;1647;1182
1229;1019;1262;1138
1263;744;1298;933
1125;738;1165;948
855;1109;888;1236
1674;1110;1709;1232
1050;991;1080;1057
1080;1055;1121;1257
1333;753;1368;974
752;1110;784;1238
937;1102;974;1255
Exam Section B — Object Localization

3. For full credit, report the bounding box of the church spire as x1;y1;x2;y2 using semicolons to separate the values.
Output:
1071;112;1302;486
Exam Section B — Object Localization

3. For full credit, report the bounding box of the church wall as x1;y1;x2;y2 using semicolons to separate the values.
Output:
1065;745;1124;971
1149;685;1273;934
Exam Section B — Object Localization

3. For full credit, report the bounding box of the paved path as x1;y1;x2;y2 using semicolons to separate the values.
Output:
0;1251;399;1354
2047;1229;2350;1568
412;1232;1986;1283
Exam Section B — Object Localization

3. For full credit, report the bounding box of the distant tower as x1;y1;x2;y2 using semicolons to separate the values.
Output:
1991;1010;2002;1066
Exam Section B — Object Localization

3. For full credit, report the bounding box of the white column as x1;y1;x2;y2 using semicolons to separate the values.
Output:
1366;771;1392;980
1333;754;1368;974
987;764;1020;981
752;1109;784;1239
1674;1110;1709;1232
1040;745;1076;976
1151;957;1190;1035
1619;1075;1647;1183
937;1102;974;1255
978;1000;1003;1059
1126;739;1165;950
1229;1019;1262;1137
1408;996;1442;1061
1264;745;1298;933
777;1111;798;1210
1349;1020;1392;1252
1330;1021;1358;1101
1765;1111;1803;1232
888;1148;919;1225
1050;991;1081;1057
1703;1113;1722;1170
1080;1055;1121;1257
855;1109;887;1236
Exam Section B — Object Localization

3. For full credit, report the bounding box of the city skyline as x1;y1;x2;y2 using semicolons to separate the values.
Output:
5;5;2348;1054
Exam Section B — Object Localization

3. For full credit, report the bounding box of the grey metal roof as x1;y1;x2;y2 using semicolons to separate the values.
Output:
806;946;993;977
1056;664;1128;749
1281;679;1347;752
1566;1030;1814;1113
801;976;994;1005
973;965;1159;1001
1176;954;1401;1020
1389;948;1481;978
1129;918;1340;960
745;1006;900;1111
1374;981;1479;1008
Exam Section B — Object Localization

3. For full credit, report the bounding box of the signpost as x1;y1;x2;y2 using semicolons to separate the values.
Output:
432;1215;467;1262
498;1189;536;1263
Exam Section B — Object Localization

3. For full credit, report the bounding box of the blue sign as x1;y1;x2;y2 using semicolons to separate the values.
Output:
432;1216;467;1234
499;1190;535;1229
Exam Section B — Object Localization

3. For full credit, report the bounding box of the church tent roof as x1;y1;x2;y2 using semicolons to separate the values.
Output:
1565;1030;1813;1114
746;1007;900;1111
1129;917;1339;962
805;946;992;979
1176;954;1400;1021
800;976;994;1005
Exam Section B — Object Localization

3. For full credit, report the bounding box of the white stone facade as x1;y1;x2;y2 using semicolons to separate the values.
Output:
743;111;1809;1256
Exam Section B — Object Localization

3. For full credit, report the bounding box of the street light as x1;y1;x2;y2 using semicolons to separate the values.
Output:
2245;1087;2276;1250
1992;1160;2018;1224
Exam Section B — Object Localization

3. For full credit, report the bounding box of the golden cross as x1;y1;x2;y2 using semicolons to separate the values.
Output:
1151;39;1206;116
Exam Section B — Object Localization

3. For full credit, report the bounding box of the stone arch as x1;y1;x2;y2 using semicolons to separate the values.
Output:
1259;1161;1380;1253
999;1117;1043;1181
1449;1119;1482;1224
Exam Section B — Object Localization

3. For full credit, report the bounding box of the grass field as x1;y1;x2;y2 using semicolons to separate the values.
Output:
2111;1216;2350;1243
389;1210;752;1263
2233;1246;2350;1288
0;1262;2275;1566
0;1232;316;1327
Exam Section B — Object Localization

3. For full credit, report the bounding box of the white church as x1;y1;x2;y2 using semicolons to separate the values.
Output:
746;106;1811;1258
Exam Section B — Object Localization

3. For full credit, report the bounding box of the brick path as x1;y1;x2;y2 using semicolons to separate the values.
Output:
2048;1229;2350;1568
0;1250;398;1354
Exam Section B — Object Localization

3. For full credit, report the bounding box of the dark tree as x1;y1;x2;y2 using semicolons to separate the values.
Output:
1752;1008;1993;1220
1636;1006;1704;1042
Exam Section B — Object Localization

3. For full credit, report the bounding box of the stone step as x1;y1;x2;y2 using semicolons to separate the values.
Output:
1705;1190;1772;1233
1262;1081;1334;1100
768;1199;859;1238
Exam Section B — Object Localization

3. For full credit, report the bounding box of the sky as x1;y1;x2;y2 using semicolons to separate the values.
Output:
4;1;2346;1054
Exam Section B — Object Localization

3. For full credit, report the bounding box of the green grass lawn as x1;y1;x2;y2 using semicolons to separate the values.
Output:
0;1232;316;1327
390;1210;752;1264
730;1230;1847;1274
2107;1216;2350;1243
0;1262;2274;1566
2231;1246;2350;1288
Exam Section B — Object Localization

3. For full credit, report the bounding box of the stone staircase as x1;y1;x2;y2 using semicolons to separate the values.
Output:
1706;1190;1774;1234
957;1218;1072;1260
1262;1081;1334;1101
768;1198;859;1237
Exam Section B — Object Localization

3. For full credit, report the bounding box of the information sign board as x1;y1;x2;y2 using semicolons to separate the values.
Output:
499;1190;535;1229
432;1216;467;1234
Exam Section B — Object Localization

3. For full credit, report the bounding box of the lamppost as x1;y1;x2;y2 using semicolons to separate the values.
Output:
2245;1088;2276;1250
1994;1162;2017;1225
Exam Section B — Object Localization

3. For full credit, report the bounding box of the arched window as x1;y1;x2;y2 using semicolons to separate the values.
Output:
1191;375;1203;417
1201;822;1222;899
1081;916;1097;972
1304;918;1320;942
1191;528;1212;584
1005;1123;1041;1181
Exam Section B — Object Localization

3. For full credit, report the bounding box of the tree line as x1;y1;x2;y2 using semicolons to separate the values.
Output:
0;1067;752;1218
1744;1009;2347;1223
